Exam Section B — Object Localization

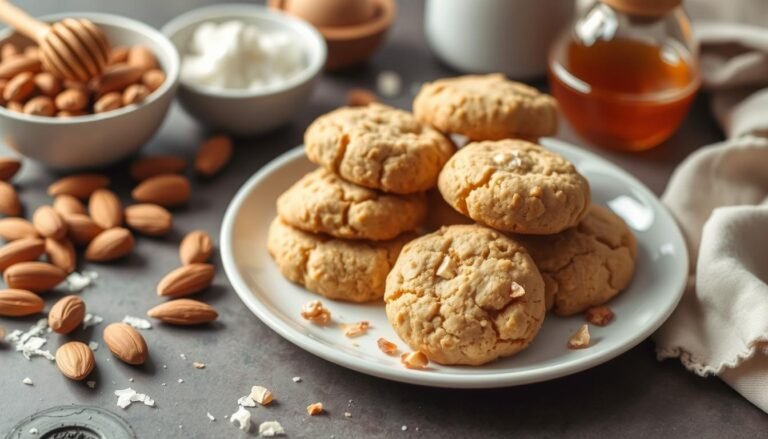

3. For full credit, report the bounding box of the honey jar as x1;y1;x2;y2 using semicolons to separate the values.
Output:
548;0;700;151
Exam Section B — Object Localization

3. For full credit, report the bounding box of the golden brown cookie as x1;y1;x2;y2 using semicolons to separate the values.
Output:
304;104;455;194
267;218;411;302
438;139;591;235
515;205;637;316
413;74;558;140
277;168;426;241
385;224;545;366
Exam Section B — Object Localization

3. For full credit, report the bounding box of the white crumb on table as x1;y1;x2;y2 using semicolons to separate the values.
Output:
88;341;99;351
65;270;98;292
292;376;302;383
402;425;408;431
376;70;402;97
82;313;104;329
207;412;216;422
237;395;256;407
177;379;184;384
230;406;251;431
180;353;187;360
22;377;33;385
87;381;96;389
6;319;55;361
122;316;152;330
258;421;285;437
193;362;205;369
29;428;38;435
344;412;352;418
115;388;155;409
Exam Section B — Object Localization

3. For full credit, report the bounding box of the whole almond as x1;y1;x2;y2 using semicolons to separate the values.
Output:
103;322;148;365
32;205;67;240
1;43;17;61
4;71;35;102
0;288;43;316
157;263;215;298
89;189;123;229
48;295;85;334
0;56;41;80
141;69;165;92
130;155;186;181
54;88;88;111
0;157;21;181
85;227;134;262
45;238;76;273
0;217;38;240
55;341;95;381
195;135;232;178
0;237;45;271
109;46;129;65
53;194;86;216
48;174;110;199
33;72;61;97
95;64;144;95
94;92;122;113
23;96;55;116
147;299;218;325
180;230;213;265
124;204;172;237
122;83;149;106
4;261;66;292
0;181;21;216
127;46;157;71
62;213;103;246
132;174;191;207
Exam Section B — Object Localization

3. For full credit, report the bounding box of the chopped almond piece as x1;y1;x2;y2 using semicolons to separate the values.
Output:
585;305;614;326
249;385;274;406
343;321;370;338
307;402;324;416
510;281;525;298
300;300;331;325
346;88;378;107
400;351;429;369
377;337;398;355
193;362;205;369
567;324;591;349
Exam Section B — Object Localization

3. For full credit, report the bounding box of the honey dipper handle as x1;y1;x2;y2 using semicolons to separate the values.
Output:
0;1;50;42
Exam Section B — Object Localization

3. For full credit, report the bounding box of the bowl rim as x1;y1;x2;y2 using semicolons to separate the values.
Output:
160;3;327;99
269;0;397;42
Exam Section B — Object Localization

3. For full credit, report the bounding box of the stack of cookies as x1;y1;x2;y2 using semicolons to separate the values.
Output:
267;103;455;302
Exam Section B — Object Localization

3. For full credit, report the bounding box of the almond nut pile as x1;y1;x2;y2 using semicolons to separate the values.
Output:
0;134;231;381
0;42;165;117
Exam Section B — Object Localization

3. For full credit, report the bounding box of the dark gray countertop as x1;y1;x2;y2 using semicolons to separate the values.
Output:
2;1;767;437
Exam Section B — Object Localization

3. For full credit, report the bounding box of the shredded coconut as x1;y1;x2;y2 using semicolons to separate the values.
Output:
82;313;104;329
207;412;216;422
88;341;99;351
6;319;55;361
230;406;251;431
115;388;155;409
66;270;98;292
258;421;285;437
22;377;33;385
237;395;257;407
122;316;152;330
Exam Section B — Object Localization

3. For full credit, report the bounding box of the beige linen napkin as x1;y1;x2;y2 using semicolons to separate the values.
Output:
653;0;768;412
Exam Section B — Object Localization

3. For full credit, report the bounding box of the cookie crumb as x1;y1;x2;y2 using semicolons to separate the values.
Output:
377;337;398;355
230;406;251;431
259;420;286;437
250;385;274;406
344;412;352;418
510;281;526;298
400;351;429;369
567;324;591;349
585;306;614;326
22;377;33;385
307;402;324;416
193;362;206;369
292;376;302;383
300;300;332;325
346;88;378;107
401;425;408;431
435;256;456;279
342;321;370;338
207;412;215;422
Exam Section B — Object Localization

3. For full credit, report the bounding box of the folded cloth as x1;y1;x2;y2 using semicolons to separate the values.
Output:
654;0;768;413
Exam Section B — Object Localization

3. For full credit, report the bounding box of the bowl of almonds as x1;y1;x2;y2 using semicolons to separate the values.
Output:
0;13;179;169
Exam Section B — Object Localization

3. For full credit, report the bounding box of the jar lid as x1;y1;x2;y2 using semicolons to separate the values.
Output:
600;0;682;16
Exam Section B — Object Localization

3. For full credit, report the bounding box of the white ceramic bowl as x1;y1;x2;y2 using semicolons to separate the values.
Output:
0;13;179;170
162;4;326;137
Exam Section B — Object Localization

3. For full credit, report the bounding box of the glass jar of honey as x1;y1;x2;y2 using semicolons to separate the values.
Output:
548;0;700;151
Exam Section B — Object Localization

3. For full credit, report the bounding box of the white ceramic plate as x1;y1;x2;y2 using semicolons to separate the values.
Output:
220;139;688;388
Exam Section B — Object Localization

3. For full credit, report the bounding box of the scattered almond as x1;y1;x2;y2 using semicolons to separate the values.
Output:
132;174;191;207
84;227;134;262
56;341;95;381
129;155;187;181
48;295;86;334
179;230;213;265
567;324;591;349
103;322;149;365
147;298;218;325
156;263;215;298
45;238;76;273
307;402;324;416
62;213;103;246
124;203;172;236
127;46;157;71
53;194;86;216
94;92;122;113
142;69;165;92
0;180;21;216
0;217;38;240
0;288;44;316
0;237;45;271
585;306;615;326
400;351;429;370
48;174;110;199
346;88;378;107
34;72;61;97
249;386;274;406
300;300;331;325
32;205;67;240
89;189;123;229
54;88;88;112
0;157;21;181
377;337;398;356
195;135;232;178
4;261;66;292
342;321;370;338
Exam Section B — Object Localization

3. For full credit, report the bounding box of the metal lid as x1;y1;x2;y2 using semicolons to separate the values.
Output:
600;0;683;16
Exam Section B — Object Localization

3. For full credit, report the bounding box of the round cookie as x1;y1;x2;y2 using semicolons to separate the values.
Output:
267;218;412;302
304;103;455;194
438;139;591;234
413;74;558;141
385;224;545;366
515;205;637;316
277;168;427;241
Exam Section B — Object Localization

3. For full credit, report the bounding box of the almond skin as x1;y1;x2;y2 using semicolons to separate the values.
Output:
130;155;186;181
85;227;134;262
48;295;85;334
45;238;76;273
157;263;215;298
0;218;38;241
0;237;45;271
32;205;67;240
4;261;66;292
147;299;218;325
0;157;21;181
53;194;86;216
132;174;191;207
48;174;110;199
89;189;123;229
62;213;103;246
124;203;172;236
195;135;232;178
0;180;21;216
56;341;95;381
179;230;213;265
103;322;148;365
0;288;44;316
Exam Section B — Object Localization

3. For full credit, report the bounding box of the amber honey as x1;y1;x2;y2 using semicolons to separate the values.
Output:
549;37;699;151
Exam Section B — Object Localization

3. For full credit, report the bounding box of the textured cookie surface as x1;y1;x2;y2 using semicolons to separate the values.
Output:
413;74;558;141
277;168;427;241
304;104;455;194
438;139;591;235
515;205;637;316
267;218;411;302
385;224;545;365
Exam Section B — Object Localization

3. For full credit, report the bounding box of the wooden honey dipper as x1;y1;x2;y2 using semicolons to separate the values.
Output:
0;1;110;82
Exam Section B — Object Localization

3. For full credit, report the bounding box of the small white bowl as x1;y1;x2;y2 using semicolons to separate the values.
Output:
162;4;326;137
0;13;180;170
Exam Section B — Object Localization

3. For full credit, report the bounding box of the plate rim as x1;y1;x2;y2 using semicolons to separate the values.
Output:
220;139;689;388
